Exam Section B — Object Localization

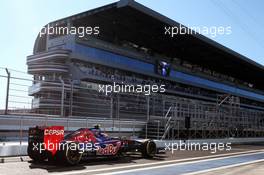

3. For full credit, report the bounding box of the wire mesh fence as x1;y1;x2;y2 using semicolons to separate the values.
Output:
0;67;264;141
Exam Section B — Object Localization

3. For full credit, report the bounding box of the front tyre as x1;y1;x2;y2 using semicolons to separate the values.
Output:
141;140;156;158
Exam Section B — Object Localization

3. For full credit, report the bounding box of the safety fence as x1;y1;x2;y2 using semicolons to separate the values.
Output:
1;67;264;141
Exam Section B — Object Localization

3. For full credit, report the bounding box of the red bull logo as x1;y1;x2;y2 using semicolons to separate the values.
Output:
98;143;120;155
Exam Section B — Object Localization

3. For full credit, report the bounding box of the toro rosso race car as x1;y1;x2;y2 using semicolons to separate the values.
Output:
27;125;157;165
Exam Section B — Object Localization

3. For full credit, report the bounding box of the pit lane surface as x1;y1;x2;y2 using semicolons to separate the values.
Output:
0;145;264;175
195;161;264;175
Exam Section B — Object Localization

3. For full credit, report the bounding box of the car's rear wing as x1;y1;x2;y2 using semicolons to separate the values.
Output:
28;126;64;155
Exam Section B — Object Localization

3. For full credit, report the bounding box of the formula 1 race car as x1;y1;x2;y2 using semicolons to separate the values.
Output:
27;125;157;165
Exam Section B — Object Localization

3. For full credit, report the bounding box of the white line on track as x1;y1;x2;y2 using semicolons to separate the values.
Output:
183;159;264;175
52;149;264;175
95;152;264;175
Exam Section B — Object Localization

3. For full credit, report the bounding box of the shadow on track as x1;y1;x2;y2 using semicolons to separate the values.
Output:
28;153;167;173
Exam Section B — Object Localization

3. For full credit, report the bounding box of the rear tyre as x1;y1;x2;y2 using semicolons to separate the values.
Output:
59;142;82;165
141;140;156;158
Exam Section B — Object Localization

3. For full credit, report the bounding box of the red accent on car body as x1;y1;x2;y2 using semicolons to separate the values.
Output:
44;126;64;155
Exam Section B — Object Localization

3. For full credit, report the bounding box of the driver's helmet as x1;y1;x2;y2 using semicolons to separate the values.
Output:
93;124;101;129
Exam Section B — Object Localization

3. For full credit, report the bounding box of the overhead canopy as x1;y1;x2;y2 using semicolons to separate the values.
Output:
35;0;264;91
